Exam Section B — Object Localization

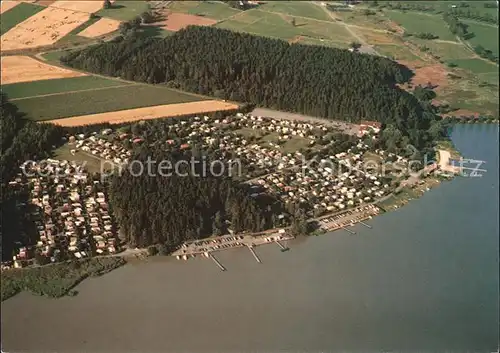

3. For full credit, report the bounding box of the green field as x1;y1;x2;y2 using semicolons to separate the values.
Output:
384;10;458;41
2;76;130;100
258;1;333;22
217;9;354;42
450;58;498;74
97;0;150;21
477;71;499;85
374;44;421;61
410;38;474;60
297;36;350;49
0;2;45;35
186;1;242;20
14;84;204;121
462;20;499;55
41;49;74;63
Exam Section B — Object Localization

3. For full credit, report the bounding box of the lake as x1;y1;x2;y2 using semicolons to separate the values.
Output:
2;124;498;353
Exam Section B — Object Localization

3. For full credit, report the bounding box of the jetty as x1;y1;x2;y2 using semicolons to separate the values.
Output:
275;241;289;252
209;253;226;271
247;245;262;263
316;204;380;233
359;221;372;229
342;227;356;235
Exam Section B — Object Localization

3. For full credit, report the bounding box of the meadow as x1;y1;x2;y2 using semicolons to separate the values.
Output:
185;1;242;20
410;38;474;60
2;76;130;100
257;1;333;22
384;10;458;41
450;58;498;74
13;84;204;121
0;2;45;35
463;20;499;55
97;0;150;21
216;9;354;43
374;44;421;61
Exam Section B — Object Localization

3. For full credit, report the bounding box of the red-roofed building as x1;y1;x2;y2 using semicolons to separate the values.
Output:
358;121;382;136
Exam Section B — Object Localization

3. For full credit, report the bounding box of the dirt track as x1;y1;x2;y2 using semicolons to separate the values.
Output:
1;55;87;84
78;18;121;38
251;108;360;136
1;7;89;51
44;100;240;126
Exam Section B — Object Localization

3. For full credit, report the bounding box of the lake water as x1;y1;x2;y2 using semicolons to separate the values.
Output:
2;124;499;353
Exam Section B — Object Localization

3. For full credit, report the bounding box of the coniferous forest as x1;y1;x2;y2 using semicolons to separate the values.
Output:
108;150;284;249
62;26;435;151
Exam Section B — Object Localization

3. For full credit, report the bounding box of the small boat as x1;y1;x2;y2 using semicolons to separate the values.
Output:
182;255;188;261
204;251;209;258
176;255;180;260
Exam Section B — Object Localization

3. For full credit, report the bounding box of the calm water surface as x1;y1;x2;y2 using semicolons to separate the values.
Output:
2;124;498;353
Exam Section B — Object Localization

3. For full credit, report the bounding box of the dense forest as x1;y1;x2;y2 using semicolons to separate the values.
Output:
61;26;440;153
108;149;286;249
0;93;64;260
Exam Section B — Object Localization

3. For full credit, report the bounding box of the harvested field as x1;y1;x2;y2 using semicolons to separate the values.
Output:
156;11;218;32
0;1;45;35
0;0;20;14
0;7;89;51
44;101;240;126
77;18;121;38
399;60;449;90
47;0;105;14
1;55;86;84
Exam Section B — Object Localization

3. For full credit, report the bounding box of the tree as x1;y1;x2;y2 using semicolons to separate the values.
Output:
291;18;296;27
103;0;112;9
350;41;361;50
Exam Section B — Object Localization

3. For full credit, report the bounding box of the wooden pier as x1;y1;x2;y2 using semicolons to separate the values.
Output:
247;245;262;263
208;253;226;271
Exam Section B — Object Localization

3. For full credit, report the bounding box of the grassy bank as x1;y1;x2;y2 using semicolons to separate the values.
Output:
1;257;126;301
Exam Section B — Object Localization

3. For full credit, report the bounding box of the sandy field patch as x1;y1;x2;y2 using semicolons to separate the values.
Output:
44;100;240;126
78;18;120;38
1;55;87;84
36;0;57;6
0;0;20;14
47;0;104;13
1;7;89;51
155;11;218;31
399;60;449;90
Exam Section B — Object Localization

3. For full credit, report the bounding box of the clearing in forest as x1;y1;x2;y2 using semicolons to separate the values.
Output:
155;11;218;31
399;60;449;90
0;6;89;51
77;18;121;38
1;55;87;84
44;101;240;126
